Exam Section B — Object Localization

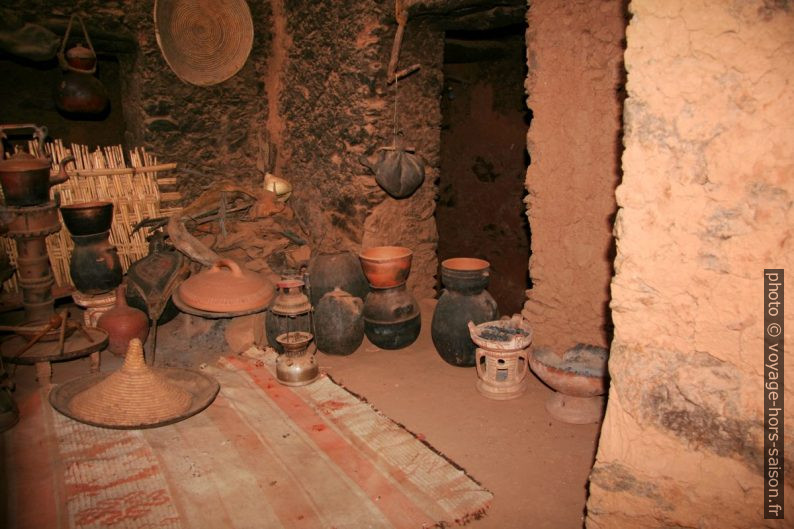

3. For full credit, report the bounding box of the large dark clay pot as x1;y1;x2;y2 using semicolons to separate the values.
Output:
307;251;369;307
315;288;364;356
431;258;499;367
68;231;122;294
363;284;421;350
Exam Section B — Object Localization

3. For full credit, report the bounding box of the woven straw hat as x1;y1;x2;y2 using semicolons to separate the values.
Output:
154;0;254;86
50;339;219;429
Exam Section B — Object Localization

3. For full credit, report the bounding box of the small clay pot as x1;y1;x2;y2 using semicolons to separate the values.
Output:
358;246;412;289
98;285;150;356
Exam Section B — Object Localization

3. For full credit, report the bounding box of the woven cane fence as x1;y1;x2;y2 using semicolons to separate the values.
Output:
1;140;182;293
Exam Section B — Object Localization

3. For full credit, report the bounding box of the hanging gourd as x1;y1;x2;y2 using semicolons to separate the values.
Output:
54;14;109;116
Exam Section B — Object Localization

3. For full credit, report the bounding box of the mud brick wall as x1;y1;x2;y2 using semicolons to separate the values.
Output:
586;1;794;527
522;0;626;352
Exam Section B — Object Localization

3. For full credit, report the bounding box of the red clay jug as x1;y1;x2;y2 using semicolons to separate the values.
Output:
98;285;150;356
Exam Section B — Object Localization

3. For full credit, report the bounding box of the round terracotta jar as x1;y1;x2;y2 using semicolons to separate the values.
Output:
358;246;413;289
178;259;275;313
98;285;150;356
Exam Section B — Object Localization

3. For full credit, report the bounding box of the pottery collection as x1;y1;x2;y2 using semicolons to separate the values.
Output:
359;246;420;350
431;257;499;367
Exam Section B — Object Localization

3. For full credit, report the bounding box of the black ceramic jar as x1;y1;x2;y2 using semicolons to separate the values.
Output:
431;258;498;366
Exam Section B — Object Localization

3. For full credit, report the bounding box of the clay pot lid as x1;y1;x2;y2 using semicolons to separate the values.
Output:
154;0;254;86
178;258;274;313
49;339;220;429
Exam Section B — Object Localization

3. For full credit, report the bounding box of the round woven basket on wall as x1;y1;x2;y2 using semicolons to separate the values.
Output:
154;0;254;86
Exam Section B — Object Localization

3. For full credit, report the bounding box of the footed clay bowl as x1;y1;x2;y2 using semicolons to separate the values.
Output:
358;246;412;289
60;201;114;235
529;344;609;424
529;344;608;398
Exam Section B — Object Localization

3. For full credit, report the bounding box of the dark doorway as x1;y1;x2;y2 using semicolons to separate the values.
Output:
436;23;531;316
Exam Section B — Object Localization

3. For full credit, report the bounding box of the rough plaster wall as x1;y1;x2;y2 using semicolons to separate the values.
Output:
587;1;794;528
123;0;271;202
279;1;442;300
523;0;625;352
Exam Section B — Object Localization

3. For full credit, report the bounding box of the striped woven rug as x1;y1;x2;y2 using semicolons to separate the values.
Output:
3;348;492;529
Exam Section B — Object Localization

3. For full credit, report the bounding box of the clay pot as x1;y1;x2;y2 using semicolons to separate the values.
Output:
65;43;97;71
431;258;499;367
315;288;364;356
60;201;114;235
0;155;73;207
178;258;275;313
55;70;109;116
61;202;121;295
265;278;312;353
358;246;412;289
362;284;421;350
306;251;369;306
98;285;150;356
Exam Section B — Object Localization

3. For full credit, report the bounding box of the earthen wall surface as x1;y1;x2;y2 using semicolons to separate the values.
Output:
587;1;794;527
523;0;625;352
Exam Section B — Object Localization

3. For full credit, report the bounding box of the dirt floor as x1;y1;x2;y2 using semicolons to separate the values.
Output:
4;298;600;528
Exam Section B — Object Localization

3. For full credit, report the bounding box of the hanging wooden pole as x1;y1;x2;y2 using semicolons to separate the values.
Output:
387;0;420;85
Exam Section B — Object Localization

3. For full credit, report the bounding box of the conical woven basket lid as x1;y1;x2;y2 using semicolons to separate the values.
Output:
154;0;254;86
50;339;220;429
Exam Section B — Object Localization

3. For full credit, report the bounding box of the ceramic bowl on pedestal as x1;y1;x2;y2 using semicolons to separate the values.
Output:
528;344;609;424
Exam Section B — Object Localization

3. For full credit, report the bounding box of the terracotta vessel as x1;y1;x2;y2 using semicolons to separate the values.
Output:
265;278;312;353
306;250;369;306
61;202;122;295
358;246;412;289
315;287;364;356
178;258;275;313
65;43;97;71
0;124;74;206
98;285;150;356
431;258;499;367
529;344;609;424
362;284;421;350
